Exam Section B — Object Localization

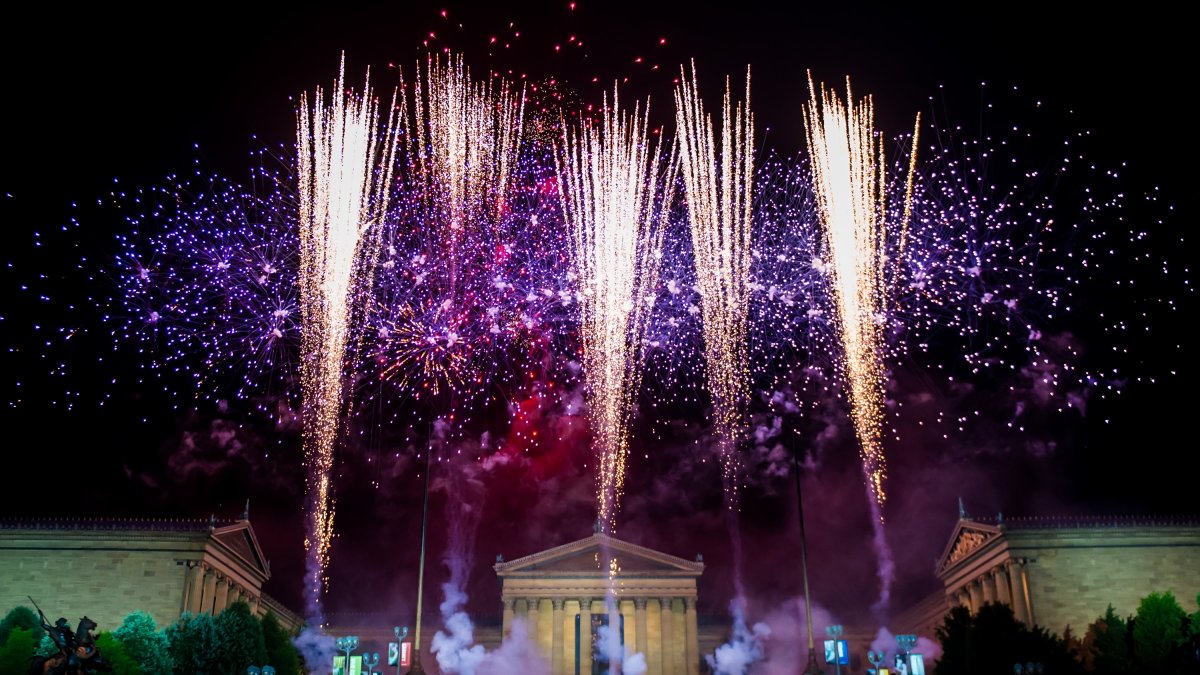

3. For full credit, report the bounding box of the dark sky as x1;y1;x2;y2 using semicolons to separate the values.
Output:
1;1;1193;634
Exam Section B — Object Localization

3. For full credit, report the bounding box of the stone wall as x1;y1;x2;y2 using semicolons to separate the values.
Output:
0;530;198;631
1013;526;1200;634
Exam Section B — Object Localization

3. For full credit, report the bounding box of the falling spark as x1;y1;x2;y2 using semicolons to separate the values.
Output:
674;63;755;506
296;55;399;615
411;55;525;298
803;75;918;513
556;86;677;532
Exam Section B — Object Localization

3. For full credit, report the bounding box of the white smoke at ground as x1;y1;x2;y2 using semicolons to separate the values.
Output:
475;619;551;675
869;626;943;664
293;627;337;674
430;427;490;673
756;597;837;675
707;599;771;675
595;622;648;675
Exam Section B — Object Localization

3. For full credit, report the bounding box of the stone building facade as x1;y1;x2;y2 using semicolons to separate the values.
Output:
894;512;1200;639
0;517;303;634
493;529;706;675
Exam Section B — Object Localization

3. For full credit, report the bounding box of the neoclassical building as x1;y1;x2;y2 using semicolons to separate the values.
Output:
893;510;1200;638
494;527;705;675
0;516;302;633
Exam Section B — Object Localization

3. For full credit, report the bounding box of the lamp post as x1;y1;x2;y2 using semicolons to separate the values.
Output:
393;625;409;675
363;652;380;675
867;650;886;674
792;430;824;675
896;634;916;671
1013;663;1043;674
406;445;433;675
825;624;845;675
246;667;275;675
337;635;360;675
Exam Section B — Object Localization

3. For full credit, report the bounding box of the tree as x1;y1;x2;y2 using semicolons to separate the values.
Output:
260;613;303;675
934;602;1083;675
934;606;971;675
1089;605;1131;674
215;602;267;675
95;632;141;675
167;611;220;675
1133;591;1186;672
0;606;43;646
114;610;175;675
0;626;36;674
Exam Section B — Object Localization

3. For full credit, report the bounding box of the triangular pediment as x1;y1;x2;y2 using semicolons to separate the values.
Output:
495;533;703;576
936;519;1003;576
212;521;269;577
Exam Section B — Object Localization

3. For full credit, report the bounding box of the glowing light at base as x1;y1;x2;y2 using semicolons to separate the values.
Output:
296;56;400;614
556;87;677;532
674;64;755;508
803;76;919;513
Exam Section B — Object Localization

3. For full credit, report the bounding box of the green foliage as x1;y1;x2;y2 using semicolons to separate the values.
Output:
0;606;43;646
1133;591;1187;673
933;602;1084;675
934;606;971;675
96;632;141;675
114;610;175;675
1089;605;1131;674
0;626;36;674
260;613;303;675
167;611;220;675
35;634;57;658
215;602;267;675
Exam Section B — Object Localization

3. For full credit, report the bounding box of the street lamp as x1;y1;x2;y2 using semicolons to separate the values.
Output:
1013;663;1043;674
792;430;825;675
246;667;276;675
392;625;410;675
337;635;360;675
362;652;381;674
824;624;846;675
867;650;886;674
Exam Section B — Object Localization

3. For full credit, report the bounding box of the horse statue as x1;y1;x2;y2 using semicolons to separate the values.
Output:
28;598;112;675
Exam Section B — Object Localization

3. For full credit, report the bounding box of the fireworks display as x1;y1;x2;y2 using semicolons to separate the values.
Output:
674;64;755;507
295;57;399;613
556;86;677;532
802;76;919;513
23;35;1182;627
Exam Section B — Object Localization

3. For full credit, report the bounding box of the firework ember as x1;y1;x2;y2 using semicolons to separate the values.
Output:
296;56;399;615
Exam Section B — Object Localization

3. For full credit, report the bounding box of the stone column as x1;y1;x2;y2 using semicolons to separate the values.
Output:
634;598;648;659
200;566;218;614
214;576;231;614
684;598;700;675
579;599;593;675
982;572;997;605
527;598;542;655
502;598;515;637
1018;559;1036;627
552;599;565;675
992;566;1012;608
660;598;676;675
1007;561;1031;625
967;579;983;614
184;562;204;614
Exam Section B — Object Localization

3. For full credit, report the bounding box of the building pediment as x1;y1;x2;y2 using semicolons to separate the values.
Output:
495;533;703;577
936;519;1003;576
212;521;270;578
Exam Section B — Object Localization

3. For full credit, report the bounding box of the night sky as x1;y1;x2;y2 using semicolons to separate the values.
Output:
1;1;1193;634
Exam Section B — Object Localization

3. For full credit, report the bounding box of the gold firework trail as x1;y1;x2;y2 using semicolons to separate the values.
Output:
410;55;525;296
556;87;677;532
674;64;755;507
803;75;919;514
296;56;399;610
